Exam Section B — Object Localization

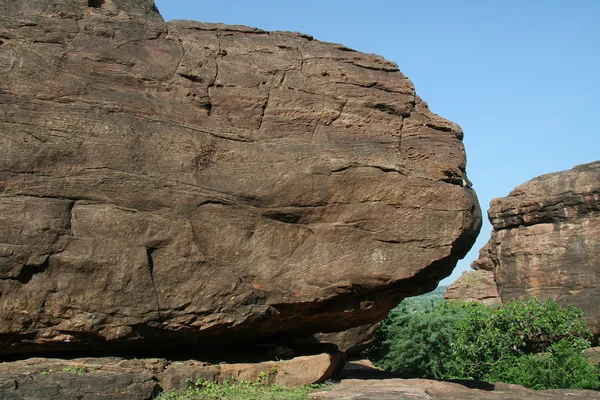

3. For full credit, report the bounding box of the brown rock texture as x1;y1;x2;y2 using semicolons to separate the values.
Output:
0;353;344;399
443;269;501;306
453;162;600;334
0;0;481;355
293;323;381;356
444;240;501;305
310;360;600;399
311;378;600;400
309;323;381;355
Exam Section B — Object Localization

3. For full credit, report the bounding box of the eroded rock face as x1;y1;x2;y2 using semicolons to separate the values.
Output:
444;269;501;306
444;241;501;305
296;323;381;355
0;0;481;355
451;162;600;335
0;353;345;399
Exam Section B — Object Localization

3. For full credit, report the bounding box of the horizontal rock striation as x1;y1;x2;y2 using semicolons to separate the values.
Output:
0;0;480;355
0;353;345;399
443;270;501;306
450;162;600;335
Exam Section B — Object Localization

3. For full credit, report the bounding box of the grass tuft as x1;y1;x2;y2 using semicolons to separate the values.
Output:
154;378;326;400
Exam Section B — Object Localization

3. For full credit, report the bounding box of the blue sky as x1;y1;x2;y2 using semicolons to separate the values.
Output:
155;1;600;284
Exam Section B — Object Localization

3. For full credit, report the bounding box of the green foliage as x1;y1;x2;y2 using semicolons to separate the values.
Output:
452;298;594;382
154;377;325;400
395;286;447;311
364;300;471;379
365;297;600;390
486;339;600;390
62;365;88;376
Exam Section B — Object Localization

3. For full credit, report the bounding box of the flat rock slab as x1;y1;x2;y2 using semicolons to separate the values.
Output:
0;353;344;399
311;378;600;400
310;360;600;400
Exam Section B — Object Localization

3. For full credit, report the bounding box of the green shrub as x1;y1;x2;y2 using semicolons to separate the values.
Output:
486;339;600;390
365;297;600;390
453;298;594;381
364;300;472;379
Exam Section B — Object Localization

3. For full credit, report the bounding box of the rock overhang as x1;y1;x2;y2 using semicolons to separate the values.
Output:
0;0;481;355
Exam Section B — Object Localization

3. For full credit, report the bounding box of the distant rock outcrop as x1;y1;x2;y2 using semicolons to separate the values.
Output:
444;241;501;305
446;162;600;336
296;323;381;356
444;270;501;306
0;0;480;357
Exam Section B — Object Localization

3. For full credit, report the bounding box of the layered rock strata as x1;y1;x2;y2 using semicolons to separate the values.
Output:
0;353;345;399
4;356;600;400
444;242;501;305
443;269;501;306
447;162;600;335
0;0;480;355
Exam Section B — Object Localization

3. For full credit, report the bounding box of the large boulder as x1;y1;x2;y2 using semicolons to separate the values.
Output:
448;162;600;336
0;0;481;355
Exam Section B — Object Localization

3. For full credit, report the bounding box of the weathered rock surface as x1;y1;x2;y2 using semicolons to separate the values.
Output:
585;347;600;365
310;360;600;399
444;269;501;306
313;323;381;355
295;323;381;355
0;353;344;399
448;162;600;335
311;378;600;400
4;357;599;400
444;242;501;305
0;0;480;355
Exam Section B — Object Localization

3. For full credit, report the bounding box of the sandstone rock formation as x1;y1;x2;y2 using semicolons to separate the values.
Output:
0;0;480;356
313;323;380;355
443;269;501;306
4;357;599;400
447;162;600;335
310;360;600;399
444;242;501;305
0;353;345;399
312;377;600;399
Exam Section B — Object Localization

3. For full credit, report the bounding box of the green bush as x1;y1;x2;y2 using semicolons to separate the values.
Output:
486;339;600;390
364;299;471;379
453;298;595;382
365;297;600;390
